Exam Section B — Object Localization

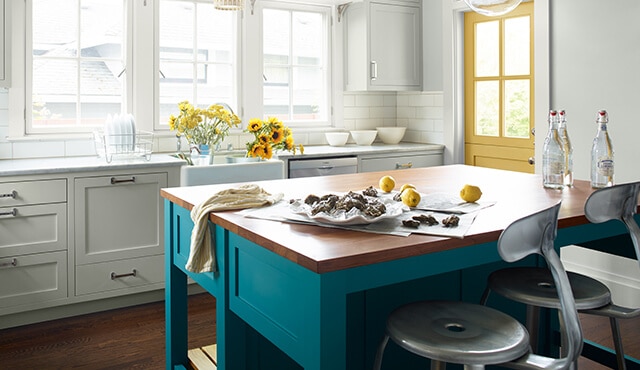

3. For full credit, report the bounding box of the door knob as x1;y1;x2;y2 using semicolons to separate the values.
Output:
528;157;535;165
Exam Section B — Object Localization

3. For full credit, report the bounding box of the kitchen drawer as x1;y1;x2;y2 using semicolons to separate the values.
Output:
0;203;67;257
359;154;443;173
0;179;67;207
75;254;164;296
0;251;68;309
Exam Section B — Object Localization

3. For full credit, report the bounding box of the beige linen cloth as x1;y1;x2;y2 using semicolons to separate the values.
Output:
186;184;283;273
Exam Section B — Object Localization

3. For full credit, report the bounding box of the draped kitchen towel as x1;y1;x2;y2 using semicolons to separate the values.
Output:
186;184;284;273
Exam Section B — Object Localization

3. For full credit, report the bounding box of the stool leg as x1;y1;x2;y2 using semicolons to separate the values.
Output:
431;360;446;370
610;317;627;370
479;287;491;305
525;305;541;353
373;335;389;370
463;364;485;370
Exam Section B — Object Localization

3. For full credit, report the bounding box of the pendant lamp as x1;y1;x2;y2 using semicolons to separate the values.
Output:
463;0;522;16
214;0;244;11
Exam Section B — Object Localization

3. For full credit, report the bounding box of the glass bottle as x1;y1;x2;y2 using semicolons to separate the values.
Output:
591;110;614;188
558;110;573;186
542;110;565;189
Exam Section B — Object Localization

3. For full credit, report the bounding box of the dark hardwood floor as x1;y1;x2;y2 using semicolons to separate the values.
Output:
0;293;638;369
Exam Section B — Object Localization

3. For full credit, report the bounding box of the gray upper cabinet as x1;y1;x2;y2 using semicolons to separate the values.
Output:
0;0;9;87
343;0;422;91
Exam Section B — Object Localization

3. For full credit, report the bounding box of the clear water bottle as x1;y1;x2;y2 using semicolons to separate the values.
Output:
542;110;565;189
591;110;614;188
558;110;573;186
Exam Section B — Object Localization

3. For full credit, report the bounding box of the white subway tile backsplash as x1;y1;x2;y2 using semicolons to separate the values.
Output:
0;91;445;160
344;106;370;120
0;142;11;159
65;139;96;157
13;140;65;159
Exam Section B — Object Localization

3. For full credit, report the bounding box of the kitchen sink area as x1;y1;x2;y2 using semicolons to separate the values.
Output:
179;151;286;186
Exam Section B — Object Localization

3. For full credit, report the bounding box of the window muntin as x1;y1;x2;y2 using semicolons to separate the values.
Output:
29;0;126;133
157;0;238;130
262;4;330;126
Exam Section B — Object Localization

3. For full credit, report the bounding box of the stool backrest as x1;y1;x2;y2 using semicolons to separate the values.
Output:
497;202;583;369
584;181;640;268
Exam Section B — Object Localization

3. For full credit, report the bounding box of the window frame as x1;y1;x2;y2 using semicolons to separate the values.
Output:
248;0;333;129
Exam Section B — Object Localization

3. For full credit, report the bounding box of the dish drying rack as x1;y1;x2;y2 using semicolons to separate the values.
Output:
94;131;154;163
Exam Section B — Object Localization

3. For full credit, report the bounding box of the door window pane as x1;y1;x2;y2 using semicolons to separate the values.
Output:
504;79;530;138
504;16;530;76
475;21;499;77
475;81;499;136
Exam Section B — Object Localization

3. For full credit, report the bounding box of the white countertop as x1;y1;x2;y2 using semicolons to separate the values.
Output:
0;154;186;177
0;143;444;177
276;143;444;159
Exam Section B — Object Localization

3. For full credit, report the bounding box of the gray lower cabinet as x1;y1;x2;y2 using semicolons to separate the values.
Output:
359;151;443;173
74;172;167;296
0;163;180;327
0;179;68;309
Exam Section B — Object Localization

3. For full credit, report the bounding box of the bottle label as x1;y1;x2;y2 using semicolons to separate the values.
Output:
597;158;614;176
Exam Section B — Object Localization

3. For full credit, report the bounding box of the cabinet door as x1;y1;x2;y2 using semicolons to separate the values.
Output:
369;2;421;89
0;0;8;87
74;173;167;265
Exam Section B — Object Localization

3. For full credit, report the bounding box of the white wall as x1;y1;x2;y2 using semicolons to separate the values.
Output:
549;0;640;183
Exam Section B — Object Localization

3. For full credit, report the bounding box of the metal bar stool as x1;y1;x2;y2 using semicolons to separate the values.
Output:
373;202;583;370
481;181;640;370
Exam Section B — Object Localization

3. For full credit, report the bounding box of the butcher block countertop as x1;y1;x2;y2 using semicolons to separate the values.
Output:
160;164;599;274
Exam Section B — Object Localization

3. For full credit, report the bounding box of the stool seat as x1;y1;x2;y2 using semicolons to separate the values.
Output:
386;300;530;366
487;267;611;310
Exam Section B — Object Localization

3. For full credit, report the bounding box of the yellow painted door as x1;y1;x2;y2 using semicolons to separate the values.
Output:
464;2;534;173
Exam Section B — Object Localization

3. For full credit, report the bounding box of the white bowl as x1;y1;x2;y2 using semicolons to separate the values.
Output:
325;132;349;146
350;130;377;146
376;127;406;144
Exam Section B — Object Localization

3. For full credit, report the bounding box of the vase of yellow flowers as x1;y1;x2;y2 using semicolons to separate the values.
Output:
242;117;303;161
168;100;241;165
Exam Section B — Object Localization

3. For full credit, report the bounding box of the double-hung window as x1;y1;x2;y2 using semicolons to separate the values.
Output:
261;2;331;127
28;0;128;134
157;0;239;130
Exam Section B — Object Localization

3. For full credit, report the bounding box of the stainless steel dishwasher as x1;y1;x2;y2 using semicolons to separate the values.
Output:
288;156;358;178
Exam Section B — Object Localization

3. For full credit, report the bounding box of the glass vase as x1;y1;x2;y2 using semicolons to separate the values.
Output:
191;144;214;166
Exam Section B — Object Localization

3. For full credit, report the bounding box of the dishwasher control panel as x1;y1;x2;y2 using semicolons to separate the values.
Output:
288;156;358;178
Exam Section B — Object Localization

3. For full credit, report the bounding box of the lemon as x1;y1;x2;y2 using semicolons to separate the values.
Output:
400;188;421;207
379;175;396;193
460;184;482;203
400;183;416;193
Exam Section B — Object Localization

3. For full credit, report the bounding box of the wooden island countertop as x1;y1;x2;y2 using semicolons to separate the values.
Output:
161;164;594;274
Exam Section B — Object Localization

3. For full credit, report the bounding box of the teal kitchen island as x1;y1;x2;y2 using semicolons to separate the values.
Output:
161;164;637;369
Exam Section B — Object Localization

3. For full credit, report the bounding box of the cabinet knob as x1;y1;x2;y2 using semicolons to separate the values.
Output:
0;258;17;268
0;190;17;199
0;208;17;217
528;157;535;165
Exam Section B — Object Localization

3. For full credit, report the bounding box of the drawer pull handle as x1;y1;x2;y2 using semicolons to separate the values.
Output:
0;208;17;217
395;162;413;169
0;258;17;268
110;176;136;185
0;190;17;199
111;269;137;280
